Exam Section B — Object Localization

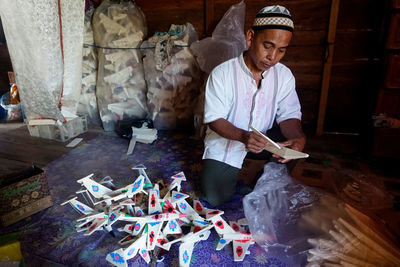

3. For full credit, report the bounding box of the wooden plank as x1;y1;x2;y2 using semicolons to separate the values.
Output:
385;54;400;88
0;140;66;168
205;0;215;36
334;30;380;61
214;0;331;32
375;89;400;118
316;0;340;136
0;158;32;178
386;13;400;49
136;0;204;36
0;123;102;177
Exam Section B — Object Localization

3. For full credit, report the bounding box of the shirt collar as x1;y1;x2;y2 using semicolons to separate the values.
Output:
239;52;270;79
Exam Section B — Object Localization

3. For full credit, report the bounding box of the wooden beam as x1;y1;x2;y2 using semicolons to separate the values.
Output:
316;0;340;136
204;0;215;36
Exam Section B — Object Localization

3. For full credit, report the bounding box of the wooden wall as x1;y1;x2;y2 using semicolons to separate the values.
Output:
0;0;387;134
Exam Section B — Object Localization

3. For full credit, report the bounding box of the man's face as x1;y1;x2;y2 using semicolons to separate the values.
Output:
246;29;292;72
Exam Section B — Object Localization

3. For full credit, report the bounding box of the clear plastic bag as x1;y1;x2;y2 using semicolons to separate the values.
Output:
190;0;247;75
243;162;320;264
142;23;202;130
243;162;400;266
93;0;148;131
77;6;101;125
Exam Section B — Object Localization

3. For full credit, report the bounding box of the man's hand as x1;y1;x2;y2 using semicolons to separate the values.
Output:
272;119;306;163
208;119;270;153
273;136;306;163
242;131;269;154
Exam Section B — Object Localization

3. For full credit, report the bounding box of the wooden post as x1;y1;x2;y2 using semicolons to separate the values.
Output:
204;0;215;36
316;0;340;135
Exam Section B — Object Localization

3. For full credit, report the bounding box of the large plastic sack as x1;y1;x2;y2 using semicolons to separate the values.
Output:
0;0;85;122
77;6;101;125
93;0;148;131
142;23;202;130
190;1;247;137
243;163;400;266
190;0;247;75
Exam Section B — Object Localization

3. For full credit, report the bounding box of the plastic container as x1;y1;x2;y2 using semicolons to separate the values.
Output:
27;115;88;142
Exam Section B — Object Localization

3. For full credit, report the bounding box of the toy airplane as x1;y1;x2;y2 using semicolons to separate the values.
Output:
209;215;255;262
77;174;146;206
250;126;309;160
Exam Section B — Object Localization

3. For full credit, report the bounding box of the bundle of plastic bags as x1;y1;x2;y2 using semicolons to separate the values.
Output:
142;23;202;130
93;0;147;131
243;163;400;266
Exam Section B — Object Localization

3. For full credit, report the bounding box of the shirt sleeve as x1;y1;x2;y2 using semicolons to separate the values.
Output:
203;65;231;124
275;71;302;124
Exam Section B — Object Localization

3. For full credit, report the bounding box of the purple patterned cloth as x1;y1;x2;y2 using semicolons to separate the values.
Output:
1;131;302;266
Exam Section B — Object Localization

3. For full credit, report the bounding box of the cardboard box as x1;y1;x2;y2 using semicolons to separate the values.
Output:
0;166;53;227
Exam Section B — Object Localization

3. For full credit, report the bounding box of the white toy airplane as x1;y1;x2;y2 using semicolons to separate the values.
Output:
77;174;146;206
250;126;309;160
211;217;255;262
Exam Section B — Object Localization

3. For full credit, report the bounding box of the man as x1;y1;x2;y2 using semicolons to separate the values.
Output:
201;5;306;207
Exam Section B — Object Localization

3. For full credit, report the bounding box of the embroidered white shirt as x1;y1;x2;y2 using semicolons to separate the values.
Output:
202;53;302;168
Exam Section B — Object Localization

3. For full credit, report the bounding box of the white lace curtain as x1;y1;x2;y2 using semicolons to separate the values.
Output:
0;0;84;121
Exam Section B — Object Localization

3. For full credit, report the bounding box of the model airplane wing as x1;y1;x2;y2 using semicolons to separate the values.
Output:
179;241;194;267
193;199;206;215
126;175;145;197
162;199;177;214
84;217;107;235
176;199;203;221
170;191;189;204
138;248;151;264
148;189;162;215
77;174;113;199
146;222;162;250
106;248;128;267
179;227;212;267
210;215;235;235
61;197;94;215
250;126;309;159
163;219;182;235
233;239;251;261
171;171;186;181
124;234;147;260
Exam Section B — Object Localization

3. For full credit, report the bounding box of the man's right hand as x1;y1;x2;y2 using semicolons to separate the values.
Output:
241;131;269;154
209;119;269;154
